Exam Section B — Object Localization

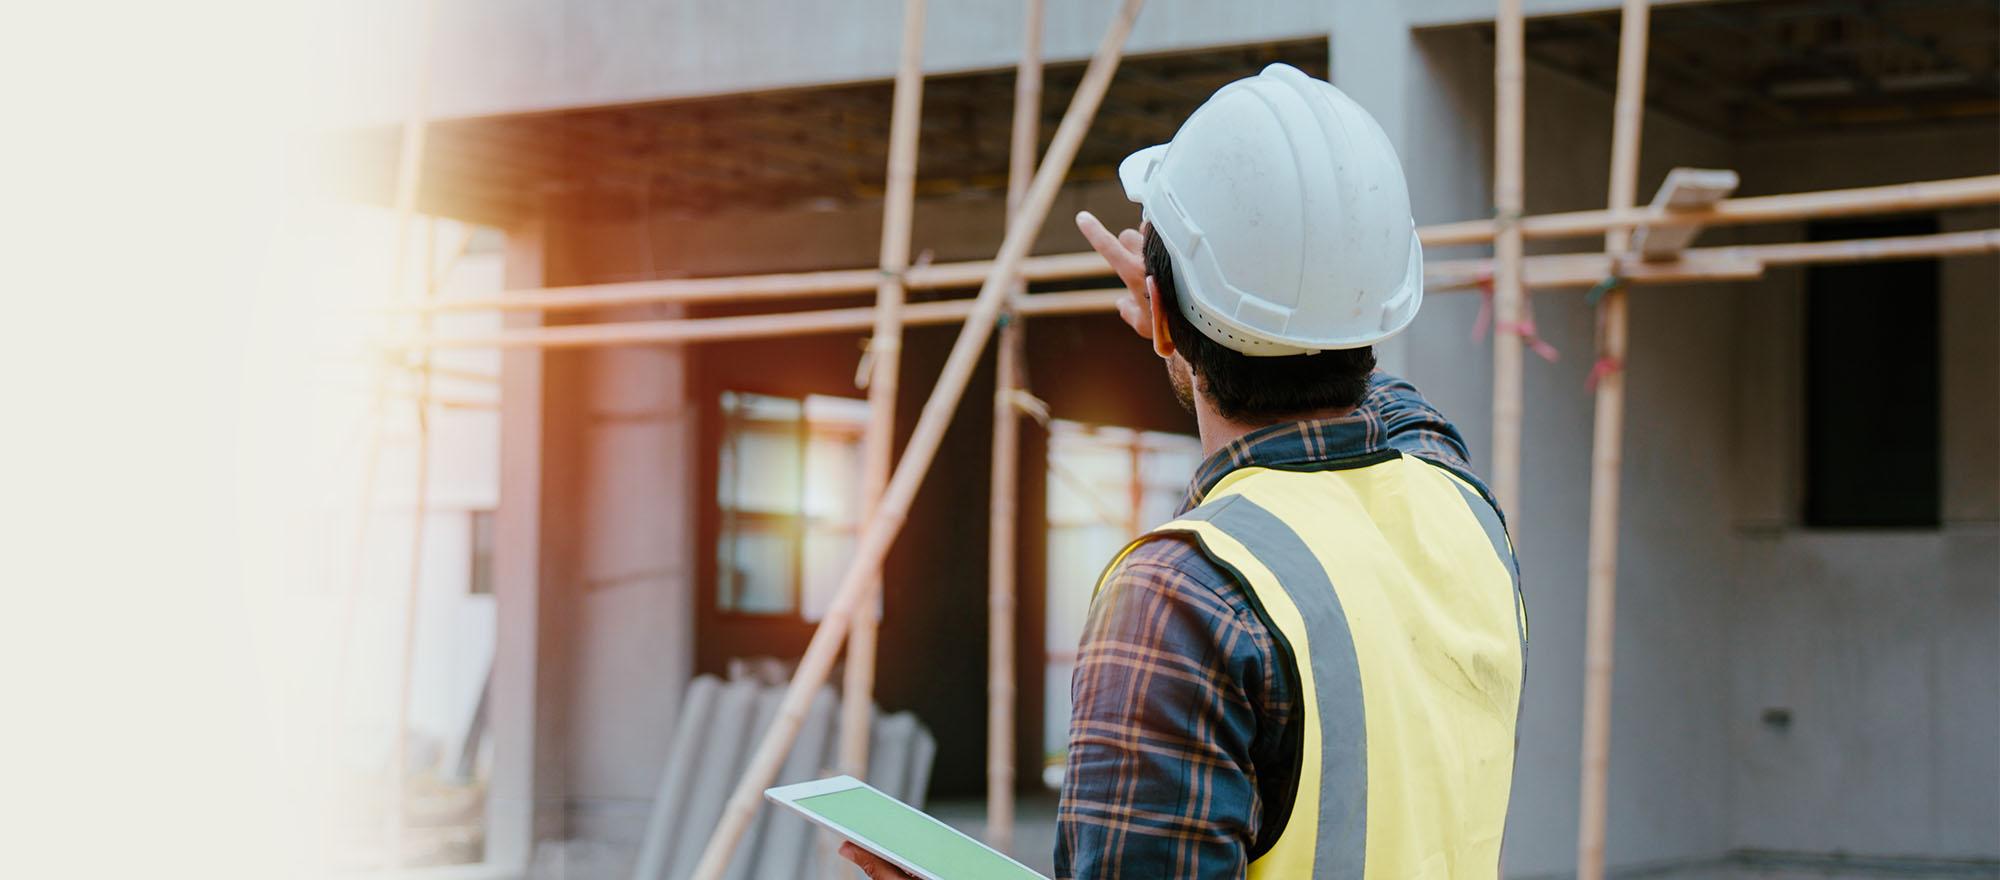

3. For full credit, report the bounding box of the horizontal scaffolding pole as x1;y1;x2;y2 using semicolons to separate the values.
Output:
1427;227;2000;291
406;252;1108;315
397;175;2000;315
1739;227;2000;266
389;228;1998;351
407;287;1122;350
1418;173;2000;246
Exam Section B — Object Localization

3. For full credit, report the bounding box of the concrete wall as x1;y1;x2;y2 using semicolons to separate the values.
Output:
1725;125;2000;868
1394;31;1744;877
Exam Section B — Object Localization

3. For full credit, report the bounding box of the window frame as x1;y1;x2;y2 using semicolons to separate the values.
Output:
712;389;869;620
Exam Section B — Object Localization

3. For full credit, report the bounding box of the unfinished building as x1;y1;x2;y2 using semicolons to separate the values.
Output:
329;0;2000;877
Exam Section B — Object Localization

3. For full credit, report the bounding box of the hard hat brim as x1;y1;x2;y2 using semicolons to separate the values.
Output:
1118;144;1169;204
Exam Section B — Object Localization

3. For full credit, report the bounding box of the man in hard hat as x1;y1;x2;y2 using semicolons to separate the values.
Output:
842;63;1523;880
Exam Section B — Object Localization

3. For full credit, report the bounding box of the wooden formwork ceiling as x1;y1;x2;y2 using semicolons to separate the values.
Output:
1499;0;1999;138
332;39;1328;228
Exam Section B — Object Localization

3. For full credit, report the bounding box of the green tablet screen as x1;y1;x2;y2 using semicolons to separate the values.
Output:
796;787;1042;880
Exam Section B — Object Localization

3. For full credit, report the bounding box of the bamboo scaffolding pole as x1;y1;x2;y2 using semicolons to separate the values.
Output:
1578;1;1650;877
1447;228;2000;288
1427;248;1764;292
840;0;928;788
1418;174;2000;246
1491;0;1527;517
1749;227;2000;265
1430;228;2000;289
404;288;1115;350
404;251;1108;314
380;1;437;867
391;220;441;871
397;174;2000;315
987;0;1043;851
685;3;1145;877
393;228;2000;351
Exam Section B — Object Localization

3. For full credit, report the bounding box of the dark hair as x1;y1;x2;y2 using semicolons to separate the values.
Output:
1144;225;1375;422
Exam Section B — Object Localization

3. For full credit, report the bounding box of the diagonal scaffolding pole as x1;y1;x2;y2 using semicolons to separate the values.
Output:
685;2;1147;877
840;0;929;786
987;0;1044;851
1491;0;1527;516
1579;1;1651;877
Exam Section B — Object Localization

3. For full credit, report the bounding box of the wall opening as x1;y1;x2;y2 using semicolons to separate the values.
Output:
1802;216;1942;528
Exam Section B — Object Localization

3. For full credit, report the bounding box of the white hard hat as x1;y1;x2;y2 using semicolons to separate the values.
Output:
1119;63;1423;355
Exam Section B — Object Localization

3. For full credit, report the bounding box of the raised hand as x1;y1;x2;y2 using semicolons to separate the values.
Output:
1075;210;1153;340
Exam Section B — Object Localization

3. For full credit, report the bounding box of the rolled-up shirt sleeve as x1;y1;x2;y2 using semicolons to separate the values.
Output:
1056;542;1277;880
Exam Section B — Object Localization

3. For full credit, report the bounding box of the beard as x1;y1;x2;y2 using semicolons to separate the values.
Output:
1166;355;1196;416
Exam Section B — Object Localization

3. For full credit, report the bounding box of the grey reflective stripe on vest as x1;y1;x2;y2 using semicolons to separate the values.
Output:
1442;476;1527;672
1178;495;1366;880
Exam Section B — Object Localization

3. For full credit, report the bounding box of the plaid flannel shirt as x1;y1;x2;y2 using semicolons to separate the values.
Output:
1055;371;1487;880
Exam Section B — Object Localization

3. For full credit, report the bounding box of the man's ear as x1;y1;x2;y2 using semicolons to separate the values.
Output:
1146;276;1175;360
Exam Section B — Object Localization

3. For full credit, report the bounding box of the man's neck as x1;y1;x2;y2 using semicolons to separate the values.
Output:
1192;394;1356;457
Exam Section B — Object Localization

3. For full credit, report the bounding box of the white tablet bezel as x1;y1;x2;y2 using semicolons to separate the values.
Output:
763;775;1047;880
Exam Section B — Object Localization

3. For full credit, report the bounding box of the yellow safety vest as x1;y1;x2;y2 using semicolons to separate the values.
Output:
1095;452;1526;879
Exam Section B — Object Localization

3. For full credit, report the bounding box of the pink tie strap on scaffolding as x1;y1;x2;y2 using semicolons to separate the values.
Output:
1472;274;1561;363
1583;273;1628;390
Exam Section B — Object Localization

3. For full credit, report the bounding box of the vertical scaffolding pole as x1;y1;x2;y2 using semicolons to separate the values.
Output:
1578;2;1650;878
381;0;437;867
1491;0;1527;515
390;220;440;869
840;0;929;782
687;4;1146;876
986;0;1044;852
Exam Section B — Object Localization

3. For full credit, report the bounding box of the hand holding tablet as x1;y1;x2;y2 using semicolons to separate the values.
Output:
765;776;1049;880
839;840;919;879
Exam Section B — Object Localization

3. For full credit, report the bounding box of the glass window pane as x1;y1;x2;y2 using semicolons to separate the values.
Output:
800;526;855;621
721;520;796;614
725;426;803;515
803;434;861;523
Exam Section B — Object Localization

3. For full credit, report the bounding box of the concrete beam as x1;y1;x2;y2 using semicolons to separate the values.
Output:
329;0;1334;126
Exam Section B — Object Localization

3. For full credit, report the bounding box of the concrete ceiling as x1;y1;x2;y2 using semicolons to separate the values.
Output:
1512;0;1999;137
333;39;1328;227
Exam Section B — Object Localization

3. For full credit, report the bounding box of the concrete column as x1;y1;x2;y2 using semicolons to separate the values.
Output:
1329;6;1495;386
1328;1;1415;376
488;217;547;870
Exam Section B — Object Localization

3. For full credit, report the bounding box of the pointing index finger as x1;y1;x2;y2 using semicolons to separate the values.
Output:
1076;211;1145;286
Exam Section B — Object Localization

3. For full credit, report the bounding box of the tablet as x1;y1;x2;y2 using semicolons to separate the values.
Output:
764;776;1048;880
